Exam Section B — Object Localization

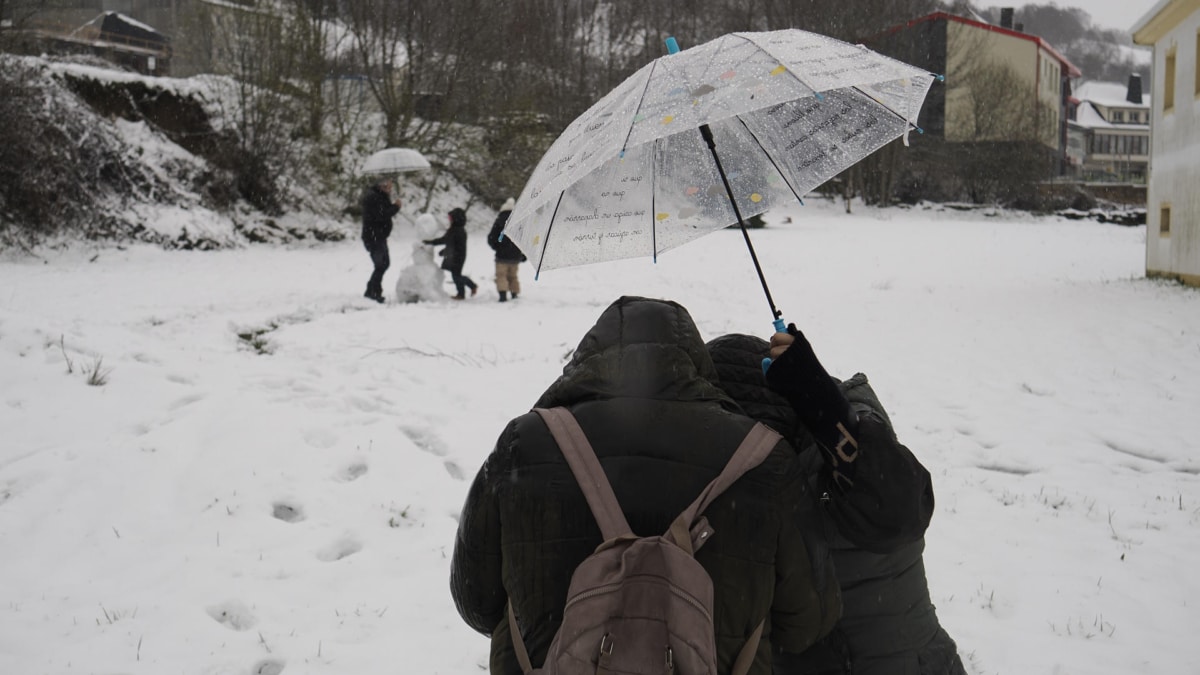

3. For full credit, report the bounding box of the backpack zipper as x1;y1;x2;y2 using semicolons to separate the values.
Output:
563;577;713;624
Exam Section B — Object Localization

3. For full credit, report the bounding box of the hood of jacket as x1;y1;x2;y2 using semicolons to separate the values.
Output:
448;207;467;229
705;333;799;437
534;296;737;410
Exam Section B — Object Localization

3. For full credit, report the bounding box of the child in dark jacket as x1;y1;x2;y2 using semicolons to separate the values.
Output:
424;207;477;299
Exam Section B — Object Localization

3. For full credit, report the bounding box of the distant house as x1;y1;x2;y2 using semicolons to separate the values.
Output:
1066;77;1152;183
26;11;171;75
1133;0;1200;286
865;10;1081;167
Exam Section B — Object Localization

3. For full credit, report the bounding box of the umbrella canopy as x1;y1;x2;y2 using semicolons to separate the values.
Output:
360;147;432;176
504;30;934;281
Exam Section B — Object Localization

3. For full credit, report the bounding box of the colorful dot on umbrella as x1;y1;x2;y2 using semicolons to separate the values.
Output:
662;115;675;124
720;70;736;80
533;235;541;245
770;64;787;76
656;213;670;221
750;193;763;203
686;186;700;196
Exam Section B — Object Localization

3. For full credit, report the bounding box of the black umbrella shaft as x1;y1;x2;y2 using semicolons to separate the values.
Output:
699;124;782;322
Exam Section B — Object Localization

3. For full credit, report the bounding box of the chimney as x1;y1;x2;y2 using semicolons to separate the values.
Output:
1000;8;1014;29
1127;73;1144;104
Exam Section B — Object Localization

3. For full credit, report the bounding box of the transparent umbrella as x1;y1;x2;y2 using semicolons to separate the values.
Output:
503;29;936;329
360;147;432;176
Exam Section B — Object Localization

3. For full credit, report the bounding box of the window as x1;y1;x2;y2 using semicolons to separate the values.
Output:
1160;205;1171;237
1113;110;1124;123
1165;48;1177;112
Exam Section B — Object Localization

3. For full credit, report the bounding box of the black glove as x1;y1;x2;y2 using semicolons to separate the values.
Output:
422;239;434;245
765;323;860;487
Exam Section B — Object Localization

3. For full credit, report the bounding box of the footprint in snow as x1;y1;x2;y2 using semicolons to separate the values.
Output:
271;501;305;523
338;461;368;482
444;460;465;481
169;393;205;410
316;535;363;562
252;659;286;675
302;428;338;449
205;600;257;631
400;425;447;457
400;426;464;479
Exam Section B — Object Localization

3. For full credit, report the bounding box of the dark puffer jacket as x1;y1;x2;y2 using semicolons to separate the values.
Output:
451;297;841;675
705;334;964;675
487;210;525;263
427;207;468;273
360;184;398;248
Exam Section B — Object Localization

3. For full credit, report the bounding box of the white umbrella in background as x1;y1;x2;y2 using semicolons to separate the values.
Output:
360;147;432;175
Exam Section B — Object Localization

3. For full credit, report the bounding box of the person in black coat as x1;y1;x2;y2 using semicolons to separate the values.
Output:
706;332;965;675
424;207;477;299
360;178;401;303
486;197;526;302
451;296;841;675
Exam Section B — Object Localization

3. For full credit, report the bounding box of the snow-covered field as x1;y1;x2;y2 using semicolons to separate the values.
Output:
1;199;1197;675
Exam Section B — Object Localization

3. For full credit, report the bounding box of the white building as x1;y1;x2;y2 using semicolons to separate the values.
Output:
1133;0;1200;286
1067;78;1151;183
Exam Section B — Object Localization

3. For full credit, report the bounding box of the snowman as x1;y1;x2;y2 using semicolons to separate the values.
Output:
394;213;450;303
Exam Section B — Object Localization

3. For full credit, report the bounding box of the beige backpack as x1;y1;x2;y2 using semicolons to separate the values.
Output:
507;406;781;675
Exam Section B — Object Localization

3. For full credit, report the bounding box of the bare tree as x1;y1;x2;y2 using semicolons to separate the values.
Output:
0;0;49;53
186;1;304;213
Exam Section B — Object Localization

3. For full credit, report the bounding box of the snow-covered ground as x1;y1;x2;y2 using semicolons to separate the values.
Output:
1;199;1197;675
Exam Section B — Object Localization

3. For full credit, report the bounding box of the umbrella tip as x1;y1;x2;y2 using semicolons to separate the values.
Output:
934;73;946;82
665;36;680;54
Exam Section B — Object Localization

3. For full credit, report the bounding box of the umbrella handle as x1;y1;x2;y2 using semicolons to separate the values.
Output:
760;317;789;373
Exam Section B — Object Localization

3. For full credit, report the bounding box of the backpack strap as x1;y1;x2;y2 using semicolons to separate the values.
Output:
667;422;782;555
533;407;634;540
508;600;534;675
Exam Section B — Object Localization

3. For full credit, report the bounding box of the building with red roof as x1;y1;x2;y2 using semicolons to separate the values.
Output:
864;10;1081;172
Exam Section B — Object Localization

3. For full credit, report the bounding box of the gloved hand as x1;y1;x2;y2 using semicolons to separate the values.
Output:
765;324;860;486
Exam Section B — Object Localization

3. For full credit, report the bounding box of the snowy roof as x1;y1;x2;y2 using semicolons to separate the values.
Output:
1073;101;1114;129
1071;100;1152;132
1075;80;1151;109
110;12;159;35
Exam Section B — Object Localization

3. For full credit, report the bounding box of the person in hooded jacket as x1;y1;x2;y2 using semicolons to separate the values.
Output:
705;331;965;675
360;177;401;303
450;296;841;675
486;197;526;302
424;207;477;299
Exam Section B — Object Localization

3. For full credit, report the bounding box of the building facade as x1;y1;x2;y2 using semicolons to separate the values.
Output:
866;11;1080;159
1133;0;1200;286
1066;77;1152;183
